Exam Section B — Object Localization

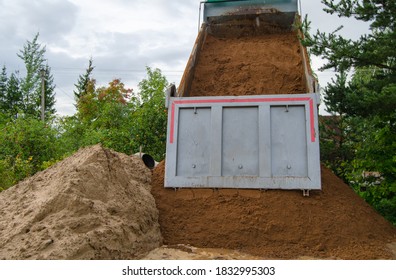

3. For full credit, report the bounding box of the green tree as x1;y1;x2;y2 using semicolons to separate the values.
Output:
74;57;95;102
89;79;135;153
0;65;7;110
40;65;56;119
0;116;60;168
0;115;64;191
18;33;56;118
319;71;358;179
303;0;396;224
69;78;135;154
302;0;396;118
133;67;168;160
5;72;23;119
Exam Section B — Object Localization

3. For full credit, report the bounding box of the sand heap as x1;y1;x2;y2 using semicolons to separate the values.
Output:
152;162;396;259
189;32;307;97
0;145;162;260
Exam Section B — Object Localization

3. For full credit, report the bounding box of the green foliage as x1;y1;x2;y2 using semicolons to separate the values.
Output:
5;72;23;119
69;78;136;155
0;67;23;119
17;33;56;118
132;67;168;161
302;0;396;72
39;65;56;119
0;65;7;109
74;57;95;102
71;66;168;160
308;1;396;225
0;60;170;192
301;2;396;118
0;115;59;191
0;156;34;191
0;116;60;172
0;158;14;191
18;33;46;115
319;115;356;179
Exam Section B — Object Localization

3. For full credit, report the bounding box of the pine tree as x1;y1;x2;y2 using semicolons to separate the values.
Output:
301;0;396;118
17;33;56;118
302;0;396;224
5;72;23;119
74;57;95;102
0;65;7;110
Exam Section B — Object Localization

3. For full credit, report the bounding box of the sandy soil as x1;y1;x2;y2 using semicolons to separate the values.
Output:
0;145;162;259
0;146;395;260
189;32;307;97
151;161;396;260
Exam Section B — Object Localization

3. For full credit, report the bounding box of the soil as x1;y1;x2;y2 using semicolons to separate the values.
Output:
143;244;262;260
0;145;162;260
151;161;396;259
189;32;307;97
1;146;395;260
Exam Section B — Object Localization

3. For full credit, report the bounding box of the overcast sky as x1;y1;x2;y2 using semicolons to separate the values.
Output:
0;0;371;116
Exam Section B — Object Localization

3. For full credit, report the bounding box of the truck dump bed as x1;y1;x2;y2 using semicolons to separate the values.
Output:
189;32;307;97
165;0;321;191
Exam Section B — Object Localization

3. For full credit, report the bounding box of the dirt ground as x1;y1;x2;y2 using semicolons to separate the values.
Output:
189;32;307;97
143;244;262;260
151;161;396;260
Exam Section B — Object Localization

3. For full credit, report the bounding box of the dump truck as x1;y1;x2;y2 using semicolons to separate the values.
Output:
165;0;321;194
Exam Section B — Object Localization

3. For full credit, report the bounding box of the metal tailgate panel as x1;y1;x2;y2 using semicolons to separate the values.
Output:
222;107;259;176
176;108;211;177
271;105;308;177
165;94;321;190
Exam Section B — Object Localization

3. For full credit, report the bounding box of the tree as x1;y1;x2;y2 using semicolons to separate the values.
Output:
133;67;168;160
74;57;95;102
5;72;23;119
303;0;396;224
302;0;396;118
0;67;23;119
319;71;357;178
303;0;396;70
0;115;63;191
71;78;136;154
0;65;7;110
77;78;132;123
17;33;56;118
40;65;56;119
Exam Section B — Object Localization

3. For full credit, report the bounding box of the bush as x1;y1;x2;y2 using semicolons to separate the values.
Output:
0;156;34;191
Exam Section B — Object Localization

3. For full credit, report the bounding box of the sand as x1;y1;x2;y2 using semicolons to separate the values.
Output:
151;161;396;260
0;145;162;260
0;147;395;260
189;32;307;97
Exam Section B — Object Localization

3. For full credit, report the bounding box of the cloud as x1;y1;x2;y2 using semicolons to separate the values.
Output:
0;0;78;41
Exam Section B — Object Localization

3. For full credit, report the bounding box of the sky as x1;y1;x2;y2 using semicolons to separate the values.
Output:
0;0;371;116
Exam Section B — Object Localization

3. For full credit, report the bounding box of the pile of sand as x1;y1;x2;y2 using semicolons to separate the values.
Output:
189;32;307;97
0;145;162;260
152;161;396;259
